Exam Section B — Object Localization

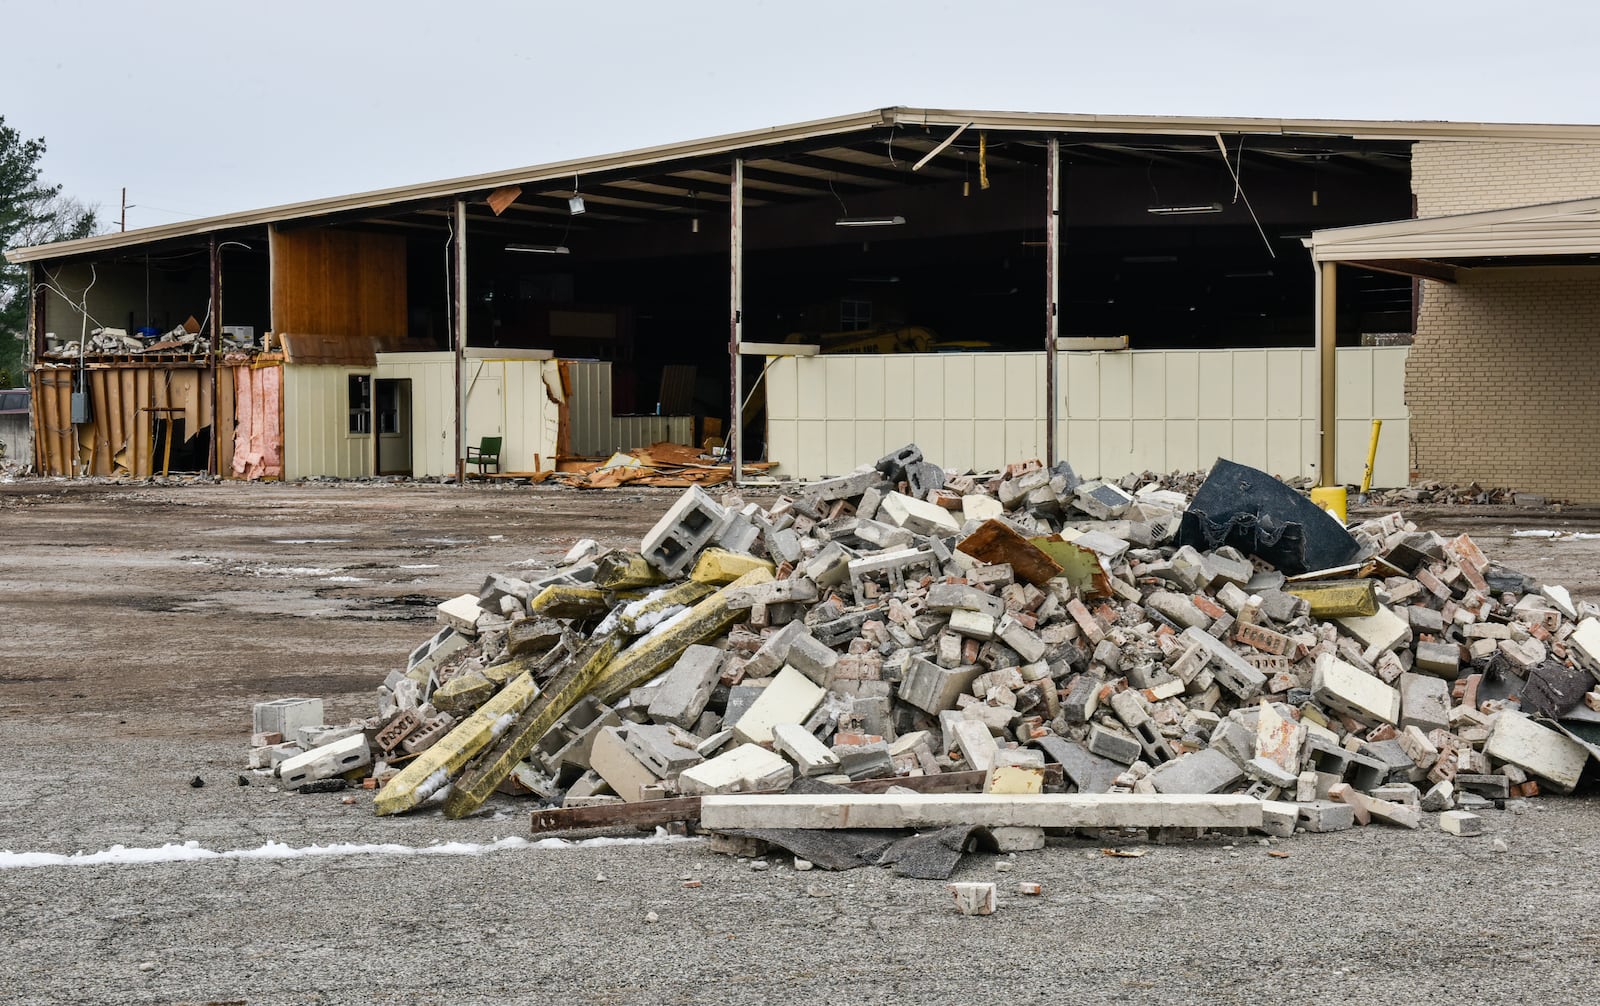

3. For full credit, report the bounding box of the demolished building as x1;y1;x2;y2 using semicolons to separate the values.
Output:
10;108;1600;494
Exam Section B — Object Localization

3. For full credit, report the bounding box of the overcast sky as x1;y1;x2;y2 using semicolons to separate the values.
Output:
8;0;1599;233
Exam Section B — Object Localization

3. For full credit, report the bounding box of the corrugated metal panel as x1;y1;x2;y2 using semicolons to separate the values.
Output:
564;360;691;456
768;348;1410;486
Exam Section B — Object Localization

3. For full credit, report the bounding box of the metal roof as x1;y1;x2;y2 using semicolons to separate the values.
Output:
13;105;1600;265
1308;196;1600;262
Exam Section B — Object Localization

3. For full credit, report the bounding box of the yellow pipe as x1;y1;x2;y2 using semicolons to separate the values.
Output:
1360;419;1383;494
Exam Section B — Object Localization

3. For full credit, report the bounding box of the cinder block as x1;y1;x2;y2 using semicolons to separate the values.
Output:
1256;800;1299;838
407;626;469;676
1087;723;1143;766
640;486;729;577
253;698;324;739
1335;605;1410;654
990;826;1046;851
279;734;371;787
948;718;1001;772
1312;653;1400;726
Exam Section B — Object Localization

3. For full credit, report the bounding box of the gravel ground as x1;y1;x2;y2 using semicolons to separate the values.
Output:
3;481;1600;1005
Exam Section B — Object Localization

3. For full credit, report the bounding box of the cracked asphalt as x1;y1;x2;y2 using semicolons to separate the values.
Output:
3;481;1600;1005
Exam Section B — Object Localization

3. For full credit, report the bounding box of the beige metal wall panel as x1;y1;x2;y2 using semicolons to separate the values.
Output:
282;364;374;480
766;352;1046;478
375;353;454;477
769;347;1409;486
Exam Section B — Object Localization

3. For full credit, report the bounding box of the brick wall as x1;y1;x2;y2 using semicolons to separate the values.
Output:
1406;266;1600;500
1412;141;1600;216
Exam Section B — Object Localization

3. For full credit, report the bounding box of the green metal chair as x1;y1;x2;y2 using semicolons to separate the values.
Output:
467;436;502;476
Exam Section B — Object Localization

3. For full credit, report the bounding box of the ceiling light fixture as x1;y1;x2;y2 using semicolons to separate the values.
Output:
1146;203;1224;216
568;195;586;215
835;215;906;228
505;243;570;255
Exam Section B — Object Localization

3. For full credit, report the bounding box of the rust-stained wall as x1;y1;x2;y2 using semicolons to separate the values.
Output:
271;229;406;347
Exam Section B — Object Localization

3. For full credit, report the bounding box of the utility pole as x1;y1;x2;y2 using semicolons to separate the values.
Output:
120;188;129;232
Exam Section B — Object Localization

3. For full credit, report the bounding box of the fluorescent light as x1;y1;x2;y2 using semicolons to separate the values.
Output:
835;215;906;227
1146;203;1223;216
505;243;570;255
568;195;586;215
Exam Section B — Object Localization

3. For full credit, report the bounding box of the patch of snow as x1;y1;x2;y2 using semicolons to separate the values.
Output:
0;830;699;871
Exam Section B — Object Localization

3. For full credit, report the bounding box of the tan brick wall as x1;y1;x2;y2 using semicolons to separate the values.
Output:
1412;141;1600;216
1406;266;1600;500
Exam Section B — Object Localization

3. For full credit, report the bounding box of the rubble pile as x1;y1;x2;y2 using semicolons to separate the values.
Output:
249;447;1600;873
1367;481;1560;508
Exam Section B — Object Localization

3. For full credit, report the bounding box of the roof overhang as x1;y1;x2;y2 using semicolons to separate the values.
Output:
1308;197;1600;275
14;106;1600;265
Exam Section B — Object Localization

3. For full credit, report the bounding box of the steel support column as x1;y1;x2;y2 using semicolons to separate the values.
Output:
1045;137;1060;467
454;199;468;485
1316;260;1338;485
729;157;744;485
208;234;221;476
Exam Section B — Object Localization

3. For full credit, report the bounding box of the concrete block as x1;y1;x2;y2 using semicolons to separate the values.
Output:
678;743;795;796
997;617;1047;663
1398;672;1451;734
437;593;486;635
1412;641;1461;679
640;485;729;578
1073;481;1134;519
950;609;998;640
1296;800;1355;833
699;792;1265;831
1420;780;1454;812
772;722;840;776
1312;653;1400;726
879;491;960;535
732;667;827;745
1178;627;1266;702
949;718;1001;772
589;726;661;802
900;658;982;714
990;826;1046;851
875;443;923;483
1439;810;1483;837
1257;800;1299;839
1147;591;1213;630
1569;617;1600;681
279;734;371;788
847;547;941;604
949;882;998;916
1245;756;1298;789
407;627;469;677
621;723;704;779
1032;734;1122;794
647;645;725;729
832;740;895;780
926;582;1005;619
963;495;1004;523
1148;748;1245;794
1335;605;1410;654
1087;723;1142;765
745;621;811;678
253;698;324;739
785;633;840;686
1483;710;1589;793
